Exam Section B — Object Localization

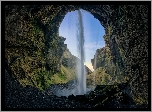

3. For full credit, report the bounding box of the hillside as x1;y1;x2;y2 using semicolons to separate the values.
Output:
89;47;129;85
11;46;92;91
62;48;92;76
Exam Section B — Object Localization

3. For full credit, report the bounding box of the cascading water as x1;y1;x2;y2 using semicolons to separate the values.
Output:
76;9;86;95
53;9;89;97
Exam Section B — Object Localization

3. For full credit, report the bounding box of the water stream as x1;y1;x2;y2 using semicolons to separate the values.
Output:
76;9;86;95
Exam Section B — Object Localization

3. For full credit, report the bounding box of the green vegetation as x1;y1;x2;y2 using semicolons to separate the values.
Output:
87;67;112;86
133;95;148;105
18;65;76;91
90;46;129;88
5;14;67;91
5;5;148;106
87;66;129;88
50;65;76;85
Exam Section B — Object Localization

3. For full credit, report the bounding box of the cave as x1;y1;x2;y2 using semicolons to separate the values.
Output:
4;4;149;109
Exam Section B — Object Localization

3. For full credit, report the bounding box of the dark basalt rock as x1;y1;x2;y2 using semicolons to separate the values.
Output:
94;85;106;91
4;4;149;107
4;68;148;108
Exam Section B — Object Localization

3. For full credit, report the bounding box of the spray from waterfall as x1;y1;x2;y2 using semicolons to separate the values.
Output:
76;9;86;95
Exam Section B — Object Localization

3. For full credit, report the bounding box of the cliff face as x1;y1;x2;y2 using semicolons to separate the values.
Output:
91;47;128;85
62;48;92;75
62;48;77;69
5;5;149;104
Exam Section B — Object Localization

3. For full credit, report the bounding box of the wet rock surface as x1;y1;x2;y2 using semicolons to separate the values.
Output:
4;69;148;109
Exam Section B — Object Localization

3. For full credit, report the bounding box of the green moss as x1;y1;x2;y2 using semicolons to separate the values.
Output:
87;67;112;86
133;95;148;105
30;68;53;90
22;64;76;91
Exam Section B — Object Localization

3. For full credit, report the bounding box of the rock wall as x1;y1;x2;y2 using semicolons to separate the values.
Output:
5;5;67;90
5;5;148;104
62;48;92;75
91;47;128;85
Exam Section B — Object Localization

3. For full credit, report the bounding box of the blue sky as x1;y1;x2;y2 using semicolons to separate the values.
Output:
59;9;105;71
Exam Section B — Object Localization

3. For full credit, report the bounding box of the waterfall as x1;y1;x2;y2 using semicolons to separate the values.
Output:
54;9;88;97
76;9;86;95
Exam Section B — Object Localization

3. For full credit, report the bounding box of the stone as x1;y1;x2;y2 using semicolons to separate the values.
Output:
4;4;149;106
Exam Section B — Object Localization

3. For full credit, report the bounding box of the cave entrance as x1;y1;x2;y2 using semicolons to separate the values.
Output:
59;9;105;72
56;9;105;97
